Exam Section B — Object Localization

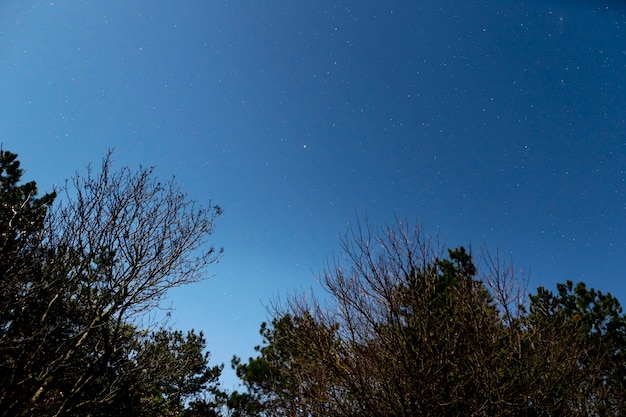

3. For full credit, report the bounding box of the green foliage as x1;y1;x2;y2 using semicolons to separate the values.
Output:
0;149;58;416
0;148;56;320
0;149;56;249
518;280;626;414
134;329;224;415
231;314;334;416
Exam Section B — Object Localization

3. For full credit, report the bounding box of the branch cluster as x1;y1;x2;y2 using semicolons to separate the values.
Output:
0;150;223;416
235;219;626;416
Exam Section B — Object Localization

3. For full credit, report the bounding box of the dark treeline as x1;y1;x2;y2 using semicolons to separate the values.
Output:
1;150;625;416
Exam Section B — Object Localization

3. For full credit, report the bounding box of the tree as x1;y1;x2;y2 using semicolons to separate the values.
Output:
121;329;224;417
233;220;509;416
0;149;57;415
0;150;224;416
233;218;626;416
231;313;342;417
514;281;626;415
0;149;56;337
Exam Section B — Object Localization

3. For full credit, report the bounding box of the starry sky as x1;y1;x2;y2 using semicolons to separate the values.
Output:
1;0;625;388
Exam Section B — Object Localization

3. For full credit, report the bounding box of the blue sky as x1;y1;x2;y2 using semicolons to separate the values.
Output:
2;0;625;388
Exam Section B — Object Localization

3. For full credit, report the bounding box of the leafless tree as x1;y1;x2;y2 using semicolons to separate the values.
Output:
1;151;223;416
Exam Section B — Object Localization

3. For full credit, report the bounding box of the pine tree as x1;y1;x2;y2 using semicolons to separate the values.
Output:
0;149;56;416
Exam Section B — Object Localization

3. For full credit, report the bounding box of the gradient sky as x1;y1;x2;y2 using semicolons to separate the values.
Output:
1;0;625;388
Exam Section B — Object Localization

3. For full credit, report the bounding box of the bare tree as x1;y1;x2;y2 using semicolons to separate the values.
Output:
0;151;223;416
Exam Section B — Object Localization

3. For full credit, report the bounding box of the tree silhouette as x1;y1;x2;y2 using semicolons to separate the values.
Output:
0;150;224;416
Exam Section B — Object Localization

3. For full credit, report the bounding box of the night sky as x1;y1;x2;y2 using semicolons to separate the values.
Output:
2;1;625;388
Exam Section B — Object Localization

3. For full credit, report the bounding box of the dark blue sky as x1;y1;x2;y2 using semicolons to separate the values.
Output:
2;0;625;388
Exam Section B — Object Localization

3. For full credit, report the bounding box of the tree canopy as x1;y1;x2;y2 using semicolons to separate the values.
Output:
0;150;224;416
2;149;625;416
233;219;626;416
